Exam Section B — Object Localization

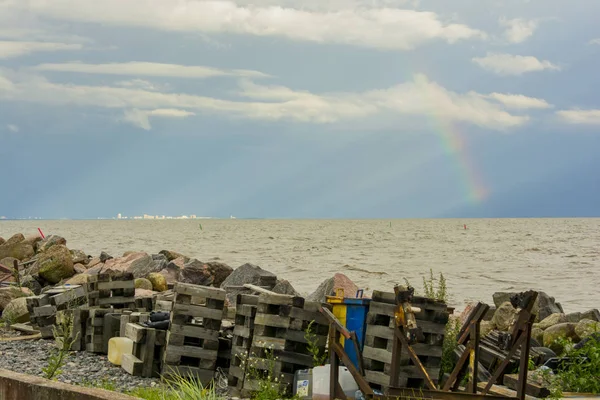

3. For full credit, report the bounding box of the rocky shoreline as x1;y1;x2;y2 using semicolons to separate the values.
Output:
1;232;599;398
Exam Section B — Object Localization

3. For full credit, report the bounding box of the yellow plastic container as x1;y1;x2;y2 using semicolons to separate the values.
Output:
326;289;347;347
107;337;134;366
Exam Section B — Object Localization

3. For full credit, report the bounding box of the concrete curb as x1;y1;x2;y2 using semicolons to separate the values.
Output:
0;369;139;400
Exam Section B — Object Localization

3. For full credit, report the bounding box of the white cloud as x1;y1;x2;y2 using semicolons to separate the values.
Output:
11;0;485;50
32;62;270;79
472;53;560;75
0;69;530;130
123;108;196;130
589;38;600;45
0;40;82;59
499;17;538;44
6;124;19;132
556;109;600;125
486;93;552;109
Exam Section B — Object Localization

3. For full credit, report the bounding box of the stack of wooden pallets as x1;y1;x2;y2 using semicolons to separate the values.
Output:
87;272;136;309
122;322;167;378
26;285;87;338
243;293;329;394
362;290;449;392
161;282;226;384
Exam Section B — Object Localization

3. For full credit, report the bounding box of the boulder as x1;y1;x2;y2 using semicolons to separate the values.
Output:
159;250;188;262
459;302;476;326
65;274;90;285
151;254;169;270
73;263;86;274
575;319;600;340
178;259;214;286
532;327;545;345
123;251;138;257
2;297;30;323
5;233;25;245
543;323;579;353
100;251;113;263
135;278;153;290
220;263;278;302
566;312;582;323
581;309;600;322
21;275;42;295
87;257;102;268
0;286;33;311
70;249;89;265
0;257;19;270
271;279;300;296
22;235;42;248
36;245;75;284
538;313;567;330
204;261;233;287
35;235;67;253
0;237;4;245
148;273;167;292
492;291;562;322
480;320;495;337
307;273;359;303
93;252;165;278
159;257;186;283
491;301;518;331
0;236;35;260
135;288;156;298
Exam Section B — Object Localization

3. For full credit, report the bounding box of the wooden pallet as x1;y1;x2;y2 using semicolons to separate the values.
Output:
122;322;167;377
26;286;88;339
362;291;448;391
228;294;259;392
84;308;127;353
87;272;136;309
245;294;328;394
162;282;226;384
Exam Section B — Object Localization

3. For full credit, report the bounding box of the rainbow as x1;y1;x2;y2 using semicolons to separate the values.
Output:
436;120;489;204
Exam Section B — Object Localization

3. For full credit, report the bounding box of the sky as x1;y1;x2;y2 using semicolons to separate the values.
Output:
1;0;600;219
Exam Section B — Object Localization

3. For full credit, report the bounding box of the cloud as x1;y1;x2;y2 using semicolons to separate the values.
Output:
6;124;19;132
486;93;552;109
589;38;600;45
123;108;196;130
0;41;82;59
0;69;530;129
12;0;485;50
472;53;560;75
499;17;538;44
556;109;600;125
32;62;270;79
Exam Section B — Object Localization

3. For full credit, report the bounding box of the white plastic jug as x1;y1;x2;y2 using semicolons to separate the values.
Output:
311;365;359;400
107;337;133;366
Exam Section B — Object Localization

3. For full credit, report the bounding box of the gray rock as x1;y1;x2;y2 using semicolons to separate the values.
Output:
538;313;567;330
492;291;562;322
100;251;113;263
159;250;188;262
543;323;579;353
581;309;600;322
491;301;518;332
0;236;35;261
159;257;186;283
0;286;33;311
35;235;67;253
70;249;89;265
220;263;278;302
575;319;600;340
566;312;582;323
21;275;42;295
271;279;300;297
3;297;30;323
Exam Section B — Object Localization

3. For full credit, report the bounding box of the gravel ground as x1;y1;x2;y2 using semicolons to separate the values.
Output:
0;338;161;392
